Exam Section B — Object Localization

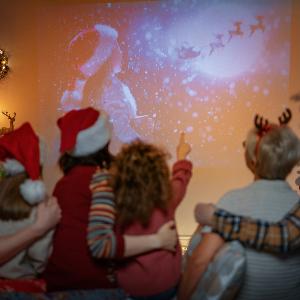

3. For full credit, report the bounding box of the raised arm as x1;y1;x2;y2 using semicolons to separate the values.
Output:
87;169;177;259
170;132;193;210
0;197;61;265
194;201;300;253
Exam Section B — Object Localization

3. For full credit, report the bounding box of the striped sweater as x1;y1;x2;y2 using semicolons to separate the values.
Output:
88;169;120;258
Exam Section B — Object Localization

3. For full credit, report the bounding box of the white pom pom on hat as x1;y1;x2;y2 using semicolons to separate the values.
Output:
68;24;118;79
0;122;46;205
19;179;46;204
57;107;111;156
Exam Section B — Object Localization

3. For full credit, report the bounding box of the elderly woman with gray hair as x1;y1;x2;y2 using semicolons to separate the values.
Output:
181;109;300;300
196;95;300;253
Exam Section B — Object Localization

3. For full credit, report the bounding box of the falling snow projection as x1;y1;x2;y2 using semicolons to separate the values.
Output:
56;0;291;165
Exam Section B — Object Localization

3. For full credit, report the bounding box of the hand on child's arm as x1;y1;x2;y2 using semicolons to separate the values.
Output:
0;197;61;265
194;203;215;226
124;220;177;257
156;220;177;252
177;132;191;160
32;196;61;236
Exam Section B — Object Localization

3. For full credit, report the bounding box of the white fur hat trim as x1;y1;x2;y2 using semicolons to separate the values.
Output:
19;179;47;205
72;113;110;156
2;139;45;175
2;159;25;175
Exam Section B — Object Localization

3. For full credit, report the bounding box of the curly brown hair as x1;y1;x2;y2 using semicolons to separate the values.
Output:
113;140;172;228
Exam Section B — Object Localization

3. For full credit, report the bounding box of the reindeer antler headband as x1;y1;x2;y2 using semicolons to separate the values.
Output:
254;108;292;156
278;108;292;125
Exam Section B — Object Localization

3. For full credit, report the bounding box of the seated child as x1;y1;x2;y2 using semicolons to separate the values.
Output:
0;123;58;292
88;132;193;299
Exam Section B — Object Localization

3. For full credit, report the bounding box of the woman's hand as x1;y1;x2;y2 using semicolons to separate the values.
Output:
32;196;62;236
156;220;177;252
194;203;215;226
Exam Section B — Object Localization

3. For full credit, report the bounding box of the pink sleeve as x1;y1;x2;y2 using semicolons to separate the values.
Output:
170;160;193;211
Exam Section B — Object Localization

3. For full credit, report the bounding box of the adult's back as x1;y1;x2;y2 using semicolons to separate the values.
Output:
43;165;116;291
218;180;300;300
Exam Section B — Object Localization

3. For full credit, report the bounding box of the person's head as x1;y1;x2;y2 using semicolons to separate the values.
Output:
0;123;46;220
244;110;300;180
291;92;300;188
57;107;113;174
113;140;172;228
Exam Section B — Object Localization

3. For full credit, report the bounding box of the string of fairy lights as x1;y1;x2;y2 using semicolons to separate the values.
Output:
0;49;9;79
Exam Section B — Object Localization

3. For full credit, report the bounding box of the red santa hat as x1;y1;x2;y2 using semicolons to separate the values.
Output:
0;122;46;205
57;107;111;156
68;24;118;78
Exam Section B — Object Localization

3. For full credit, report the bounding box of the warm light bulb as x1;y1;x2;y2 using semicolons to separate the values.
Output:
0;49;9;79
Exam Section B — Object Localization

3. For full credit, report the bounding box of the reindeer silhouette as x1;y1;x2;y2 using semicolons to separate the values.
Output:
209;34;225;56
227;21;243;42
249;16;265;36
0;111;16;136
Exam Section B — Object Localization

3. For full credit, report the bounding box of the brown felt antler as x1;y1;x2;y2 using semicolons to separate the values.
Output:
254;114;269;132
278;108;292;125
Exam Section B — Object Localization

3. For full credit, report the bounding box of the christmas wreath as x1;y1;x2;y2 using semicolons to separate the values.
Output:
0;49;9;79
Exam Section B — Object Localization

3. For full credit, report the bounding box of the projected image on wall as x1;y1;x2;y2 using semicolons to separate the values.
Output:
38;0;291;166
